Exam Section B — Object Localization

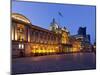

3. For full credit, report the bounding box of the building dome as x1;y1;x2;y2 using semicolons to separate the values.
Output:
49;18;59;30
12;13;31;24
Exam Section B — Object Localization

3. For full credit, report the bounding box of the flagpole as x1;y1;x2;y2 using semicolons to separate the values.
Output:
58;12;60;28
58;12;63;28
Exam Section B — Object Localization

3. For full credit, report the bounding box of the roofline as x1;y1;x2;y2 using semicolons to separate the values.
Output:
12;13;31;24
12;17;60;36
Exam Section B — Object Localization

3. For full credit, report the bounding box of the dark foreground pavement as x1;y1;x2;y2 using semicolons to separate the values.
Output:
12;53;96;74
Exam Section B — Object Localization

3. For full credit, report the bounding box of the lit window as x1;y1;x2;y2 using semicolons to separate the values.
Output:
21;44;24;49
19;44;22;49
18;43;24;49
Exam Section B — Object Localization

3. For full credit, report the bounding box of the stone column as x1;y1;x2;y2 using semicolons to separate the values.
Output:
14;23;17;41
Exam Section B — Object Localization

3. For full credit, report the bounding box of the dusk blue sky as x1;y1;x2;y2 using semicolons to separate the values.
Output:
12;1;96;44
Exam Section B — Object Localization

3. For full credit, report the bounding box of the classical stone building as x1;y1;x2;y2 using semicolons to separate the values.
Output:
12;13;74;57
49;18;72;53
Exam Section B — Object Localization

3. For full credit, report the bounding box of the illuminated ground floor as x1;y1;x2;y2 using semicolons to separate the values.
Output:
12;41;77;57
12;52;96;74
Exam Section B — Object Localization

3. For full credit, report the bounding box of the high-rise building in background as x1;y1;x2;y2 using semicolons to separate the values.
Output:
72;26;92;52
78;27;86;37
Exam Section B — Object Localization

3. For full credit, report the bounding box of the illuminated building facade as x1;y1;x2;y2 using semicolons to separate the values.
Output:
12;13;71;57
12;13;84;57
49;18;72;53
71;27;92;52
70;35;82;52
